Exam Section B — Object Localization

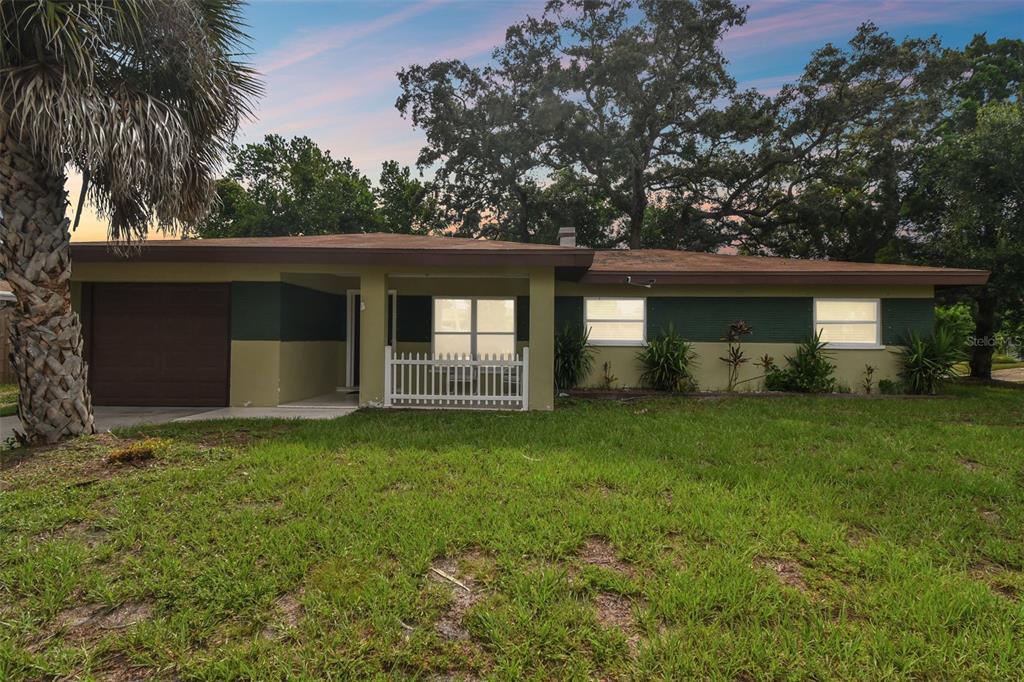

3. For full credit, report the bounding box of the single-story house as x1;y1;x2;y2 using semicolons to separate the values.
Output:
69;231;987;410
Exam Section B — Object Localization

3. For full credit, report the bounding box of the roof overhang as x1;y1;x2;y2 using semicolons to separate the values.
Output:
580;270;991;286
71;243;596;273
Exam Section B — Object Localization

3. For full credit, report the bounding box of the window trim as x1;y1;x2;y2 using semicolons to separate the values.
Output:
431;296;517;358
584;296;647;346
813;297;883;349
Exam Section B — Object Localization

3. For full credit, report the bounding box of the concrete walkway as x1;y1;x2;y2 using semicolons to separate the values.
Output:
0;400;357;438
992;367;1024;383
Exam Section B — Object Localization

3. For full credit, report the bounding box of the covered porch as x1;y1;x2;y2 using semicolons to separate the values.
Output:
353;266;554;411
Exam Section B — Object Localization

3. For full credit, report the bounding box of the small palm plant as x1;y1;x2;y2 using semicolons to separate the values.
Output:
900;328;965;395
554;326;595;391
0;1;261;443
638;326;698;392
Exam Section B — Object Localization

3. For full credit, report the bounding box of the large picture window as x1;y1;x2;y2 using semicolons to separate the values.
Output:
433;297;515;358
814;298;881;347
585;298;645;345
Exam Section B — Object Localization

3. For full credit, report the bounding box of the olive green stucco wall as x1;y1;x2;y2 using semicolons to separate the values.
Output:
552;282;934;392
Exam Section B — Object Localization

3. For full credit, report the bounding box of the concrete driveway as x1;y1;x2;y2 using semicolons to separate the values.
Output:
0;403;357;439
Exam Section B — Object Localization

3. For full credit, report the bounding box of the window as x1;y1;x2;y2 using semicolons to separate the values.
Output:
433;297;515;358
814;298;881;347
585;298;645;345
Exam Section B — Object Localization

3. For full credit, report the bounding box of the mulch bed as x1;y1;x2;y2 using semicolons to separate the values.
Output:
563;389;952;401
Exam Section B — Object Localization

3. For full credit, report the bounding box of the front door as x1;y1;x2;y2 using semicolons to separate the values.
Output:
347;291;396;388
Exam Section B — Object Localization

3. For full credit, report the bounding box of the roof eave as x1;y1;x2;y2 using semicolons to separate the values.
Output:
580;271;991;286
70;244;596;270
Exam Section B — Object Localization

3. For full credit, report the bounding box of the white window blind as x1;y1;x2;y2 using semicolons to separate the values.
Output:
814;299;881;347
585;298;645;345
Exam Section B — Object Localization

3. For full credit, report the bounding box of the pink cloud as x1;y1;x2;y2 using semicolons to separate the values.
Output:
257;0;445;74
726;0;1011;52
252;22;512;132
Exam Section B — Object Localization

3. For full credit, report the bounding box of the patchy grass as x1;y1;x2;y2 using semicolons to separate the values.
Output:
1;382;1023;679
0;383;16;417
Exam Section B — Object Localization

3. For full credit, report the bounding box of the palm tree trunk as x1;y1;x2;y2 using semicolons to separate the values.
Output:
0;119;94;444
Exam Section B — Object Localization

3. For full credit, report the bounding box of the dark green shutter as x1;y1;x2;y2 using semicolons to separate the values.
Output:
516;296;530;341
396;295;432;343
882;298;934;345
554;296;584;334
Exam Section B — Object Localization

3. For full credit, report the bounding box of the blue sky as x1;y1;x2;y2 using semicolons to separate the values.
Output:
71;0;1023;240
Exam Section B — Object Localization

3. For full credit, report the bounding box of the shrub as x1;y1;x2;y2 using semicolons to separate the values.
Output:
638;326;698;392
899;328;965;395
878;378;904;395
935;303;974;350
763;332;836;393
554;326;594;390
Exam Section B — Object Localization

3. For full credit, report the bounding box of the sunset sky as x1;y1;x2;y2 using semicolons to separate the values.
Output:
70;0;1023;241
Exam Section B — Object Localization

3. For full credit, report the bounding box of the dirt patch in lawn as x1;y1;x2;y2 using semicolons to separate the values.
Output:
427;551;493;641
262;591;304;640
754;556;811;594
40;600;154;646
578;536;636;578
971;560;1019;601
1;434;167;491
36;519;109;548
88;653;155;682
960;458;983;472
845;525;876;548
594;592;643;655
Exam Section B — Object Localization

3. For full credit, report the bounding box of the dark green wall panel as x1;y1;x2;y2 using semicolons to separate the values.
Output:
231;282;345;341
555;296;584;334
882;298;934;345
517;296;530;341
647;297;813;342
231;282;281;340
280;283;346;341
397;295;431;343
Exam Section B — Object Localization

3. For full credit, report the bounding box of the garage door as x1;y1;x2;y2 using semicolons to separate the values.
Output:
87;283;230;406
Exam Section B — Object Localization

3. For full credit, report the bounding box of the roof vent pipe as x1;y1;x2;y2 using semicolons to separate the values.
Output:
558;226;576;247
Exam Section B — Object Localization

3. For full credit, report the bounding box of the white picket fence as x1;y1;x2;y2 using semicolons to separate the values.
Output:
384;346;529;410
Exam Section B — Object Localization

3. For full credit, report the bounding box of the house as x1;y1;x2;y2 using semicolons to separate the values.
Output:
69;231;987;410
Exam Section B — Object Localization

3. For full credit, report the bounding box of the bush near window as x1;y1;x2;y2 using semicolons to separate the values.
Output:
763;332;837;393
899;328;965;395
935;303;975;351
638;326;698;392
554;326;595;390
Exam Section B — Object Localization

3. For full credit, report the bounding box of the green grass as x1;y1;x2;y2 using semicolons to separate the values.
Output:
2;383;1023;679
0;384;17;417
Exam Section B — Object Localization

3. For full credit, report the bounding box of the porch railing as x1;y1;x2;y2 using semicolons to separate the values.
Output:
383;346;528;410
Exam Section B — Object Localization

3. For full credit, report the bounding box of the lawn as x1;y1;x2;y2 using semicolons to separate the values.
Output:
1;383;1022;680
0;384;17;418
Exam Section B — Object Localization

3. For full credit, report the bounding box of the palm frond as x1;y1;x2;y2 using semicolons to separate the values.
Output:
1;0;263;241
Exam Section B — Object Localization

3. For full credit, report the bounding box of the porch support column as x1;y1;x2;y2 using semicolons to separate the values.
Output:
528;268;555;411
359;268;388;406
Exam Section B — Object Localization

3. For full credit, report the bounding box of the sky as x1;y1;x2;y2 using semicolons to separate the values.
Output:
69;0;1024;241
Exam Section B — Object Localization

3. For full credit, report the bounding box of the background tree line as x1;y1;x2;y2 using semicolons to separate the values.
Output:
197;0;1022;379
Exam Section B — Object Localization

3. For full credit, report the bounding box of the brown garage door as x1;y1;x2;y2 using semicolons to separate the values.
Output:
87;283;230;406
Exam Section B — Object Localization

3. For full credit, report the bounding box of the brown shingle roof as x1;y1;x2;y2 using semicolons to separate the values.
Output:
585;249;989;285
70;233;988;285
71;233;594;269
